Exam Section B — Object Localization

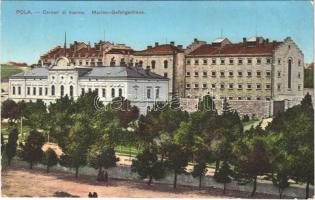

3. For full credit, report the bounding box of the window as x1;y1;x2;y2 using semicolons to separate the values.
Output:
18;87;21;95
266;71;271;77
88;88;92;93
202;83;207;88
45;88;48;95
238;59;243;65
139;60;143;67
257;71;261;77
52;76;55;80
102;88;106;97
203;71;207;77
247;71;252;77
266;97;271;101
212;59;216;65
238;97;242;100
220;84;224;89
266;84;271;89
278;71;281;78
81;88;85;95
60;85;64;96
229;71;233;77
70;86;73;97
194;59;199;65
238;71;243;77
203;59;207;65
288;45;291;49
151;60;156;69
164;60;168;69
277;84;281;91
186;59;191;65
164;72;168;78
111;88;115;98
266;58;271;64
156;88;160;99
194;83;199;88
39;87;42;96
211;84;216;89
257;58;261;65
298;72;301;79
247;84;252;89
247;97;252;100
229;59;234;65
147;88;151;99
211;71;216;77
298;85;301;91
186;72;191;77
288;59;292;89
229;83;233;89
256;97;261;100
238;84;243;89
220;59;225;65
51;86;55;96
27;87;30;95
194;72;199;77
186;84;191;88
298;60;301;66
247;59;252;65
256;84;261;89
220;71;225;77
12;86;15;95
119;88;123;97
33;87;36;95
278;59;281;65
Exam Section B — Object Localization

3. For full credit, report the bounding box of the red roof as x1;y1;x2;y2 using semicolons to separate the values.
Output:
189;42;282;56
135;44;184;56
107;48;134;55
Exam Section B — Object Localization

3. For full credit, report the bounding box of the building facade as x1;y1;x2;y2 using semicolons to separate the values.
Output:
10;57;169;114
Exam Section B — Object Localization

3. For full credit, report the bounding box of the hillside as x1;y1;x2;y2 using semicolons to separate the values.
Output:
1;64;31;82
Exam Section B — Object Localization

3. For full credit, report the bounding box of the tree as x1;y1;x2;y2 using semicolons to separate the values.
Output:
164;144;189;189
214;161;233;194
20;130;45;169
191;148;209;189
1;99;20;122
198;95;215;112
132;147;165;185
222;97;231;115
87;145;119;182
42;148;58;173
232;136;271;197
5;123;19;165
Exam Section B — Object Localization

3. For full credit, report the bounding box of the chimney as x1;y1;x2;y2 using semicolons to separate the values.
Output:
155;42;159;47
266;38;269;43
177;45;183;49
243;37;247;43
170;41;175;46
194;38;198;42
147;45;152;49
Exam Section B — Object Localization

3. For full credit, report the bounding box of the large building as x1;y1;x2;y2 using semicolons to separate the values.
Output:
34;35;305;117
9;57;169;114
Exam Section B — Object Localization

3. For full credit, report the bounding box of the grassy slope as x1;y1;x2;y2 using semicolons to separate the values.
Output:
1;64;30;82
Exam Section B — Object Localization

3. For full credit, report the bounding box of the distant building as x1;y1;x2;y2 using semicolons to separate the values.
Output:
10;57;169;114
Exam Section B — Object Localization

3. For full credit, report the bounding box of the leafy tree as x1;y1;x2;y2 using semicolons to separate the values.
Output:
214;161;233;194
132;147;165;185
1;99;20;122
42;148;58;173
232;136;271;197
75;91;101;116
164;144;189;189
87;145;119;181
191;148;209;189
20;130;45;169
23;100;48;129
5;123;19;165
111;97;139;127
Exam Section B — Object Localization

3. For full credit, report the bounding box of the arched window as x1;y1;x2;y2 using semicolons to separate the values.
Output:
288;59;292;89
51;85;55;96
12;86;15;95
164;60;168;69
151;60;156;69
69;85;73;97
111;88;115;98
139;60;143;67
60;85;64;97
118;88;123;97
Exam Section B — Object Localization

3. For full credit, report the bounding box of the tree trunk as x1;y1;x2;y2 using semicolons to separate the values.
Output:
8;158;11;166
30;161;33;169
214;160;220;175
305;181;310;199
279;189;282;199
173;171;177;189
199;175;202;190
223;182;226;194
148;175;152;186
75;167;79;178
251;176;257;197
46;165;50;173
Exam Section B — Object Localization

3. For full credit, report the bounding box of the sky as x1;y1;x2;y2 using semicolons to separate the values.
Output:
1;1;314;64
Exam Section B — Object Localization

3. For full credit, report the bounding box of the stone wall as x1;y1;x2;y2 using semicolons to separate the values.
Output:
11;159;313;198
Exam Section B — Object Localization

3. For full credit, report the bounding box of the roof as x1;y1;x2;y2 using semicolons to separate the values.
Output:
135;44;184;56
188;42;282;56
80;66;168;80
10;67;49;78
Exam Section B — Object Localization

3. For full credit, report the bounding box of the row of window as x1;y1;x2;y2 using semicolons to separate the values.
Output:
80;87;123;98
186;70;271;78
186;83;271;90
187;95;271;101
